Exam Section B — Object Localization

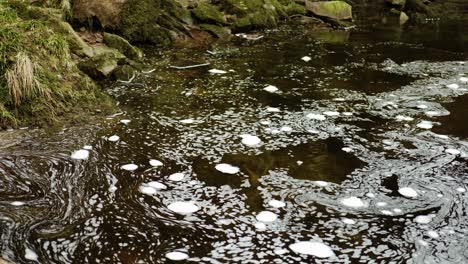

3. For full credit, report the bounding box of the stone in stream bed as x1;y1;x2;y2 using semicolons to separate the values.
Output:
305;1;352;20
289;241;335;258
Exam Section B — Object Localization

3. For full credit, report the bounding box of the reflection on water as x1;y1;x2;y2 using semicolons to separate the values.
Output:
1;8;468;264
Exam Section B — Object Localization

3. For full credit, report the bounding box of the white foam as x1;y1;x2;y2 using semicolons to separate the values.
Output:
323;111;340;117
459;77;468;84
341;197;365;208
25;248;38;261
366;193;375;198
147;181;167;190
274;249;288;255
108;135;120;142
307;113;326;121
121;164;138;171
11;201;25;206
120;119;131;125
289;241;335;258
240;134;262;146
446;83;460;89
281;126;292;132
71;149;90;160
139;186;157;195
456;187;466;193
393;208;403;213
180;118;194;124
445;149;460;155
381;210;393;215
83;145;93;150
168;202;199;214
268;199;286;208
209;69;227;74
260;120;271;125
314;181;329;187
215;163;240;174
427;230;439;238
342;112;353;116
399;187;418;198
301;56;312;62
417;104;428;109
414;215;433;224
417;121;433;129
342;218;356;225
256;211;278;222
255;222;267;230
425;111;441;116
266;107;280;112
396;115;414;122
169;173;185;181
376;202;387;207
149;159;163;167
342;147;353;153
264;85;279;93
165;251;189;261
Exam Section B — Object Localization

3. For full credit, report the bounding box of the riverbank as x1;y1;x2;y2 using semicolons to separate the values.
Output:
0;0;465;129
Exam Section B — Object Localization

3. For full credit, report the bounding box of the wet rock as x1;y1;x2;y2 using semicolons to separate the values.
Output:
56;22;94;58
192;2;226;24
200;24;232;39
103;33;143;60
73;0;126;27
113;65;136;80
305;1;352;20
400;11;409;24
79;52;122;79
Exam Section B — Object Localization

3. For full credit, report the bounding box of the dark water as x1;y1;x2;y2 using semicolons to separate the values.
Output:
1;8;468;264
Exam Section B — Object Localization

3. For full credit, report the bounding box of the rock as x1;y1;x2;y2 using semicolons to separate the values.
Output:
73;0;126;28
103;33;143;60
400;11;409;24
305;1;352;20
78;52;121;79
56;22;94;58
113;65;136;80
192;2;226;24
199;24;231;39
385;0;406;6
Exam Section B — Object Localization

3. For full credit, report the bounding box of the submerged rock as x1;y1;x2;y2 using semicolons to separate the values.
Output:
305;1;352;20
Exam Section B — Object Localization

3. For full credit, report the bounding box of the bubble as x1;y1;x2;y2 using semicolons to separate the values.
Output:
108;135;120;142
121;164;138;171
167;202;199;214
289;241;335;258
417;121;433;129
240;134;262;146
147;181;167;190
180;119;195;124
215;164;240;174
301;56;312;62
342;218;356;225
71;149;90;160
307;113;326;121
396;115;414;122
25;248;38;261
11;201;25;206
445;149;460;155
415;215;434;224
264;85;279;93
120;119;131;124
83;145;93;150
266;107;281;112
280;126;293;132
398;187;418;198
139;186;157;195
255;222;267;230
149;159;163;167
459;77;468;83
342;147;353;153
209;69;227;74
268;199;286;208
427;230;439;238
341;197;365;208
446;83;460;89
169;173;185;182
323;111;340;117
256;211;278;222
165;251;189;261
314;181;329;187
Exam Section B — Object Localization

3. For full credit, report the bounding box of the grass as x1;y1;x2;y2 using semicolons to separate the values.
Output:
0;1;113;128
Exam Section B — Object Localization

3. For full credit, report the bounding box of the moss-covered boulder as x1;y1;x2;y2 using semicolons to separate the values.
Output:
305;1;352;20
78;51;123;80
192;2;226;24
103;32;142;60
0;1;112;127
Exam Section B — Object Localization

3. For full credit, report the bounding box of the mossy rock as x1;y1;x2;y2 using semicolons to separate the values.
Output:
103;32;143;60
305;1;353;20
113;65;136;81
200;24;231;38
192;2;226;24
78;52;120;79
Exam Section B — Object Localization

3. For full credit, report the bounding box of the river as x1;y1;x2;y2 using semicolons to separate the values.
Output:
0;6;467;264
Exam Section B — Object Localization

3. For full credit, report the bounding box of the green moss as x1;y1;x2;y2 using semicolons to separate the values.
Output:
200;24;231;38
103;32;142;60
0;1;113;128
119;0;191;45
192;2;226;24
